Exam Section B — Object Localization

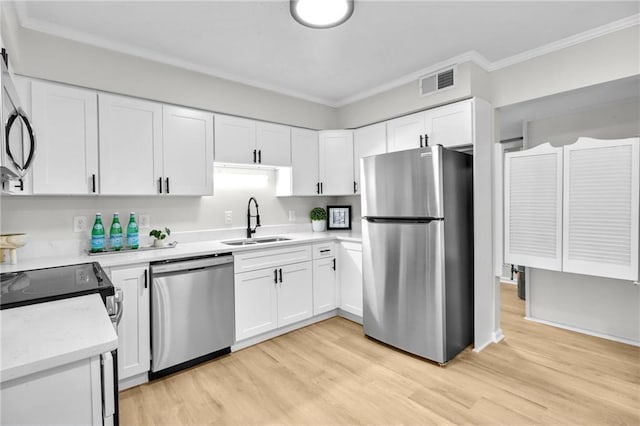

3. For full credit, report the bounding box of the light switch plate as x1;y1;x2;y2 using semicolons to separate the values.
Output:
73;216;87;233
225;210;233;225
139;214;150;228
288;210;296;222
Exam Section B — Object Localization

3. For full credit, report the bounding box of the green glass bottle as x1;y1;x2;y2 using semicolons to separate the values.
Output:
90;213;105;253
109;212;123;251
126;212;139;249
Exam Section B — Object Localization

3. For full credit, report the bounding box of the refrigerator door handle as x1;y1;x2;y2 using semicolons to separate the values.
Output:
364;217;442;223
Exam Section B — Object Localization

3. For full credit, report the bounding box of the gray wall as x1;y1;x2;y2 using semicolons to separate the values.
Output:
526;97;640;343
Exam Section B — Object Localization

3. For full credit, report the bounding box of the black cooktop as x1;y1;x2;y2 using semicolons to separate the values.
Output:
0;262;114;310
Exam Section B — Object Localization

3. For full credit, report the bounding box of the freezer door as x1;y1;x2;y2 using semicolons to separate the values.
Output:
362;219;446;363
361;147;443;218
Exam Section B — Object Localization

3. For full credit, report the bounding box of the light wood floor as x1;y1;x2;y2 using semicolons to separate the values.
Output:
120;284;639;425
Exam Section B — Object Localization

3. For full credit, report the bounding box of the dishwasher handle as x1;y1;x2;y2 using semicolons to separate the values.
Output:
151;255;233;275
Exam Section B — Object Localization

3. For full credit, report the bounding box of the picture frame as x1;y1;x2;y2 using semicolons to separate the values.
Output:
327;205;352;230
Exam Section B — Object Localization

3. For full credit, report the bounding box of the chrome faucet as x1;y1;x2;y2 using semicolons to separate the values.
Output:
246;197;261;238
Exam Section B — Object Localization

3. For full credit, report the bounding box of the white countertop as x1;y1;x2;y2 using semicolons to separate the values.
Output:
0;231;362;273
1;294;118;383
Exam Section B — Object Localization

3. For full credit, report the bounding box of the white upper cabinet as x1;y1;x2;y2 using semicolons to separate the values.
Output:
98;94;162;195
318;130;354;196
424;99;473;148
214;115;291;166
353;122;386;195
290;128;319;196
386;111;426;152
505;143;563;271
214;115;256;164
162;105;213;195
31;80;98;195
255;122;291;166
562;137;639;281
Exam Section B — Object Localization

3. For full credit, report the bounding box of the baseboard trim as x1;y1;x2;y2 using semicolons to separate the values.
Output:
337;309;363;325
525;316;640;347
118;372;148;391
493;329;505;343
232;310;338;351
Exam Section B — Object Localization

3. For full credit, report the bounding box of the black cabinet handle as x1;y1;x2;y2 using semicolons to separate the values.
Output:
320;182;323;194
419;135;424;148
279;268;283;283
91;174;96;193
424;133;429;147
166;177;170;194
258;150;262;163
332;258;336;271
320;249;330;253
253;149;257;163
144;270;148;289
15;178;23;191
274;269;278;284
158;177;163;194
354;181;357;194
316;182;320;194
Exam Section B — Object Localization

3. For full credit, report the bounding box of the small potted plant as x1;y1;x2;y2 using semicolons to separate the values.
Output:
310;207;327;232
149;227;171;248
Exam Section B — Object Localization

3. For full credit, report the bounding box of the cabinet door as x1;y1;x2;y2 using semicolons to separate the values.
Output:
32;81;98;195
386;111;426;152
98;94;162;195
235;268;278;340
425;99;473;148
162;105;213;195
111;266;150;381
278;261;313;327
339;242;363;318
256;122;291;166
291;128;319;196
214;114;256;164
313;257;337;315
505;143;563;271
353;122;386;194
563;137;639;280
318;130;354;195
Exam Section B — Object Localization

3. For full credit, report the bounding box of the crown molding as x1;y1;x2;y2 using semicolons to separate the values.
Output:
14;4;640;109
487;13;640;71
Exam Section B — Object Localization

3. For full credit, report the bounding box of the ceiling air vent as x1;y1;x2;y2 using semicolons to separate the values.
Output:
419;66;456;97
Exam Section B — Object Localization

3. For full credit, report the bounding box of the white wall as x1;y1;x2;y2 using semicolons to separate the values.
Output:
0;167;336;243
525;97;640;344
4;17;337;130
336;61;490;129
491;26;639;109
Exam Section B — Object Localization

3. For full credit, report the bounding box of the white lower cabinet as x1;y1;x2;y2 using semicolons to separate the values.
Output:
109;265;150;386
313;257;337;315
234;245;313;341
338;241;363;318
1;356;106;425
234;267;279;340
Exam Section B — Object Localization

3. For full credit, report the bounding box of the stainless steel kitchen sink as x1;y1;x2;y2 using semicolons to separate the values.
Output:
221;236;291;246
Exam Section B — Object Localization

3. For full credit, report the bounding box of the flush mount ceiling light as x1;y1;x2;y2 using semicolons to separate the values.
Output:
291;0;355;29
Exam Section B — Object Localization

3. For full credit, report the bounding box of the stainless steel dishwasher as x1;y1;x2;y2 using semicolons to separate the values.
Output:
149;253;234;380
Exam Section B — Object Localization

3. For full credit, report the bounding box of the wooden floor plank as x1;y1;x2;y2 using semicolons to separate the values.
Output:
120;284;640;425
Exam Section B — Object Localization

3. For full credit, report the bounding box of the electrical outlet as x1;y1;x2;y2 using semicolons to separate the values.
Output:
73;216;87;233
139;214;150;228
225;210;233;225
288;210;296;222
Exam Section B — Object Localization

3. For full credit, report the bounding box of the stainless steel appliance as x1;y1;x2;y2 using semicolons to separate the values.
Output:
1;49;36;191
150;254;234;379
361;146;473;364
0;262;123;424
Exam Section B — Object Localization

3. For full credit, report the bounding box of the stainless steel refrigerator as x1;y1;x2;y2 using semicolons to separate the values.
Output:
361;145;473;364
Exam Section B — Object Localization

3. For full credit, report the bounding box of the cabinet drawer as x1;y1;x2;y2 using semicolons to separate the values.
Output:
234;244;312;273
313;242;336;259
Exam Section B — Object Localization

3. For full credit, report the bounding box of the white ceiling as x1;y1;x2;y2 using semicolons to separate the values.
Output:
15;1;640;107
